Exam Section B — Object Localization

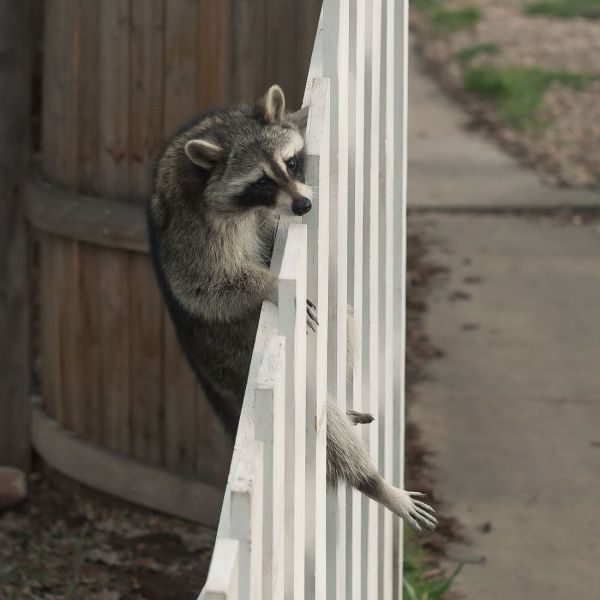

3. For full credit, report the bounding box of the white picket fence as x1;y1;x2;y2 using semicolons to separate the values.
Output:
198;0;409;598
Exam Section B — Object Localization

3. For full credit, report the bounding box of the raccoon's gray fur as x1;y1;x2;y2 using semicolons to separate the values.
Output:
147;85;436;532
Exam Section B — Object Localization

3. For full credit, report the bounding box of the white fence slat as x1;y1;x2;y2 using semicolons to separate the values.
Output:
381;1;398;598
230;441;264;600
303;10;324;107
347;0;368;597
276;223;308;599
203;539;240;600
379;0;395;597
394;1;410;597
304;76;330;600
323;0;351;598
255;336;286;600
363;0;384;595
198;303;278;600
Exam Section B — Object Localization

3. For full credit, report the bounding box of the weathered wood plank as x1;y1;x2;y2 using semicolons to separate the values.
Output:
41;0;77;189
25;178;149;253
61;238;84;435
0;0;32;469
98;0;132;199
31;399;223;526
98;246;131;454
164;0;199;134
95;0;133;456
130;256;164;463
162;313;197;472
197;0;231;108
129;0;166;465
40;233;59;421
75;0;100;193
79;244;102;444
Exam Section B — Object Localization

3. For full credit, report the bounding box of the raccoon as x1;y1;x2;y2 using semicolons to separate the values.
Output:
147;85;436;532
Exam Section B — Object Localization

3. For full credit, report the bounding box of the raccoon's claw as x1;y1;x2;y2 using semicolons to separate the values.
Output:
386;488;437;533
346;410;375;424
403;492;437;532
307;299;318;332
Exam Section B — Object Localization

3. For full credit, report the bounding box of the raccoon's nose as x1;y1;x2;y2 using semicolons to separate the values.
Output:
292;196;312;216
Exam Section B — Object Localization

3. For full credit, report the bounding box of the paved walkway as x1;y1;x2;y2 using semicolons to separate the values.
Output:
407;48;600;599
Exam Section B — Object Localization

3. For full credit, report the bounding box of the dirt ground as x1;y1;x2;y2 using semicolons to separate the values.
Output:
411;0;600;188
0;469;215;600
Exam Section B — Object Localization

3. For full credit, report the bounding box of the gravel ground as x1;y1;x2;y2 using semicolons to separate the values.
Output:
411;0;600;188
0;473;215;599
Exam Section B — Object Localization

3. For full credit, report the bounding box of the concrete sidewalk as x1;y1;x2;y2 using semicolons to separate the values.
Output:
408;47;600;212
407;51;600;599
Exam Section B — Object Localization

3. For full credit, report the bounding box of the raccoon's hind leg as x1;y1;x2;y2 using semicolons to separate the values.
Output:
326;398;437;532
346;409;374;425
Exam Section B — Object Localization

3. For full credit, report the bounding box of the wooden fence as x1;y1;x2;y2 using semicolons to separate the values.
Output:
200;0;410;597
22;0;320;525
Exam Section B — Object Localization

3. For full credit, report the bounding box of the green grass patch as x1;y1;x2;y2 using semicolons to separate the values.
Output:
525;0;600;19
410;0;446;12
454;42;499;65
463;65;598;128
404;536;462;600
410;1;482;32
430;7;481;32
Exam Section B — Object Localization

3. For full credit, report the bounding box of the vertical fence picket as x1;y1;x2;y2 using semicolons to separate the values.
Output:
361;0;384;594
275;223;308;599
304;78;330;600
255;336;286;600
230;442;264;600
350;0;369;600
322;1;348;598
304;11;324;107
394;1;410;597
381;1;398;598
203;539;240;600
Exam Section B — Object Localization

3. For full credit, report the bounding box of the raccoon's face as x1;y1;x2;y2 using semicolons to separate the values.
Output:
184;85;312;218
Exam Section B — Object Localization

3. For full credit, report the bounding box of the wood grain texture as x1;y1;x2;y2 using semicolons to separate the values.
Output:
36;0;322;504
129;0;166;465
31;399;224;527
0;0;32;469
96;0;132;456
25;178;149;253
197;0;231;108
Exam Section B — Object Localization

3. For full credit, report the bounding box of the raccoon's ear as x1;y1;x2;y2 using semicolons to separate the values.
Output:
261;84;286;124
288;106;309;131
184;139;223;169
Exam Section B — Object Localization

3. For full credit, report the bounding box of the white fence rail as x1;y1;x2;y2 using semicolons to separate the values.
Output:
199;0;408;597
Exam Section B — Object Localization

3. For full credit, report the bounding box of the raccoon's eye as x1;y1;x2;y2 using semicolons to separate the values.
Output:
255;176;269;189
286;156;298;172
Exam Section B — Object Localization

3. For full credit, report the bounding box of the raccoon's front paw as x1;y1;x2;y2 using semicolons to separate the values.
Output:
306;299;318;332
393;490;437;533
